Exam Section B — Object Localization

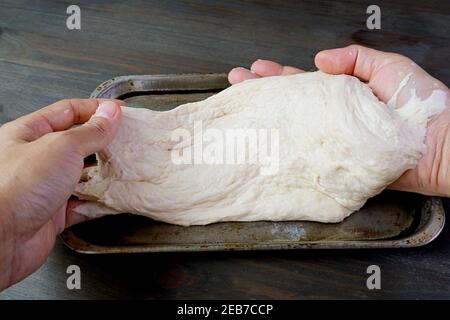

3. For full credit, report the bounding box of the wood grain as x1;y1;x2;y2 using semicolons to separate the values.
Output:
0;0;449;299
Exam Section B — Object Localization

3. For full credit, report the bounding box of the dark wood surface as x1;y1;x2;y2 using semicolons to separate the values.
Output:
1;0;449;299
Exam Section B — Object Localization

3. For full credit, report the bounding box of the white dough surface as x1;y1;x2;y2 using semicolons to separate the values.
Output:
74;72;445;226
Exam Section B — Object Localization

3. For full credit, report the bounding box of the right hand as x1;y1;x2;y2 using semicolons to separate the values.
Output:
228;45;450;197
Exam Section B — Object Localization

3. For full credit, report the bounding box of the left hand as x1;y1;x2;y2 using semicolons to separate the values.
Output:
0;99;124;290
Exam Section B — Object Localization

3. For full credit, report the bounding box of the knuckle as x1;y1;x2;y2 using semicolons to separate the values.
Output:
56;131;77;150
0;121;14;131
347;44;361;51
37;131;78;155
42;131;83;163
386;52;411;63
58;98;71;106
90;118;110;138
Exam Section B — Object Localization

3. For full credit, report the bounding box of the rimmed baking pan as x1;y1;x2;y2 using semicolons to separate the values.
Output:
60;73;445;253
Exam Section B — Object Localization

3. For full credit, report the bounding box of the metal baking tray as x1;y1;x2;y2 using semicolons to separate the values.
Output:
61;73;445;253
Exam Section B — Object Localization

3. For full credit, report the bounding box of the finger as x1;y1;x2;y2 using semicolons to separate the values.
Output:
57;100;123;157
314;45;406;82
65;199;99;229
51;199;101;234
228;67;260;84
4;98;126;142
250;59;304;76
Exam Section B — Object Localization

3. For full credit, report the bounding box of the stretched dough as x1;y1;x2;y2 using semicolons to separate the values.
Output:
74;71;445;226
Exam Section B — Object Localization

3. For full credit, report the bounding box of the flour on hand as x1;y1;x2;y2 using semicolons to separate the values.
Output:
74;71;446;226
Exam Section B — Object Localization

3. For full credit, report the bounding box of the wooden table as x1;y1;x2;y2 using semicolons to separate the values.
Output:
1;0;449;299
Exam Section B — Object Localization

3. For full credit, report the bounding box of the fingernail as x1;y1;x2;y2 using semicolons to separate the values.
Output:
94;101;117;119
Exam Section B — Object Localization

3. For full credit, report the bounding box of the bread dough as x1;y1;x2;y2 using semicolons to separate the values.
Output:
74;71;445;226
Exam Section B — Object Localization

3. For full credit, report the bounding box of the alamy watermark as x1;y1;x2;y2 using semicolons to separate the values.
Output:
170;121;280;175
66;5;81;30
366;265;381;290
366;5;381;30
66;264;81;290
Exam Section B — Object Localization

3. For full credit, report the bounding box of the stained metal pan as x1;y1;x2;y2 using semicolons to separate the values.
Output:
60;74;445;253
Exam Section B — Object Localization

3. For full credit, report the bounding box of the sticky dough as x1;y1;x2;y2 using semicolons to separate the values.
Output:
74;71;446;226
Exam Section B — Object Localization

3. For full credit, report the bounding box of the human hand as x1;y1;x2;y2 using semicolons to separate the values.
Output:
0;99;124;290
228;45;450;197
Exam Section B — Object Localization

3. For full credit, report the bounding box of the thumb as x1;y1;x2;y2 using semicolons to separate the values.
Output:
314;45;403;82
65;100;123;157
313;45;422;103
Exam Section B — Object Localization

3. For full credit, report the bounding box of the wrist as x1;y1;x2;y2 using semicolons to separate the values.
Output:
441;118;450;196
428;106;450;197
0;191;14;291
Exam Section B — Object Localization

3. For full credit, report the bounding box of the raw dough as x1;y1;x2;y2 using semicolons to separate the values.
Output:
74;71;445;226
